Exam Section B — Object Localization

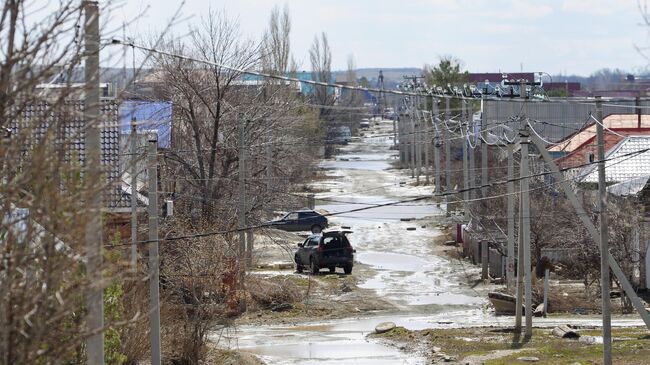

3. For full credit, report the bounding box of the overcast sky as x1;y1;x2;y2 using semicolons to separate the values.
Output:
108;0;650;76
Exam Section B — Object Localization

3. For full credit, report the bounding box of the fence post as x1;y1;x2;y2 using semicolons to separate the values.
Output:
543;268;550;318
482;240;489;280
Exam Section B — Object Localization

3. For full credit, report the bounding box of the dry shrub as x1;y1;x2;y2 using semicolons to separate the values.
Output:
119;278;150;364
246;275;303;310
156;219;237;364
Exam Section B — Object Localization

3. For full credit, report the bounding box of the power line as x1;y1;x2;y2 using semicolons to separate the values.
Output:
106;142;650;249
115;36;650;112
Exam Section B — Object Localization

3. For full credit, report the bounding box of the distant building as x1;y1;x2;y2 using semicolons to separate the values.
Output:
35;82;114;98
468;72;535;83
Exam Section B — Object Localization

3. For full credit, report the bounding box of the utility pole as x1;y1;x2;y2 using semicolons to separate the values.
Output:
416;109;422;184
518;79;533;336
596;96;612;364
399;100;406;165
83;2;103;364
424;109;430;185
481;96;488;200
238;119;247;262
515;190;524;332
444;97;451;208
147;134;161;365
520;125;533;337
131;117;138;271
506;143;516;289
432;99;441;193
468;103;476;201
410;104;416;179
393;101;398;149
636;96;641;129
462;101;469;218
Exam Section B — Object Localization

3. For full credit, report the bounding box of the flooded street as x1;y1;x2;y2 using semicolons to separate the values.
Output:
223;119;646;364
226;119;489;364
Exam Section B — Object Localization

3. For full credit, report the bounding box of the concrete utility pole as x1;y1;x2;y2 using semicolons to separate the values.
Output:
444;98;451;207
393;104;398;149
515;190;524;332
520;125;533;337
506;143;516;289
519;79;533;335
462;101;469;218
596;96;612;364
415;109;422;184
410;106;416;179
399;102;406;165
147;134;161;365
481;96;488;200
432;100;441;193
468;103;476;201
83;2;103;364
131;117;138;271
238;119;247;262
424;109;430;185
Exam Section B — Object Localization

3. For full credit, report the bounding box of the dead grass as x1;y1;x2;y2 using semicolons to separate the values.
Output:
246;275;308;310
372;326;650;364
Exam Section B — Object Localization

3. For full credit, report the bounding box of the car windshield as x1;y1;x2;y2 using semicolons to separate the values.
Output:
283;212;299;220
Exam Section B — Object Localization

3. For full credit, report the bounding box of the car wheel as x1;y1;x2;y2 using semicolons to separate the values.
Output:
328;266;336;273
295;255;303;273
311;225;322;234
310;258;319;275
343;264;352;275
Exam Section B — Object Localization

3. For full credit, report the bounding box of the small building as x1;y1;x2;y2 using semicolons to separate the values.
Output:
468;72;535;83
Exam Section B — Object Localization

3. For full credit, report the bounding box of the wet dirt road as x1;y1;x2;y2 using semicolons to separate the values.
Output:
226;120;490;364
224;119;644;364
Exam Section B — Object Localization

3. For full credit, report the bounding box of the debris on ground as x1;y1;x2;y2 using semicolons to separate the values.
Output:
551;325;580;339
375;321;396;334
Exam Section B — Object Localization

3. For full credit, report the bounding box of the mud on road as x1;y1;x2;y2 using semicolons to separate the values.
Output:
214;119;497;365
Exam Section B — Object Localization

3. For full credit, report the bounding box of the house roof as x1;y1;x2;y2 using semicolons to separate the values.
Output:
549;114;650;153
15;100;125;210
468;72;534;83
555;128;650;166
608;175;650;196
580;136;650;184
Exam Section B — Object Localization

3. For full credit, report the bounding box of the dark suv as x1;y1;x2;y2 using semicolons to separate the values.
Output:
266;210;328;233
294;230;355;275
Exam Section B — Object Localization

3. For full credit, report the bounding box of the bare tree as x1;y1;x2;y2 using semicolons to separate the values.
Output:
309;32;333;118
0;1;134;363
261;4;292;75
